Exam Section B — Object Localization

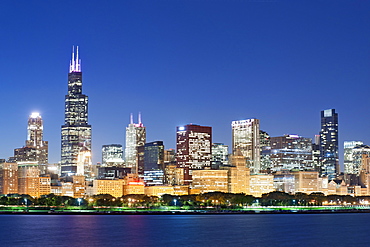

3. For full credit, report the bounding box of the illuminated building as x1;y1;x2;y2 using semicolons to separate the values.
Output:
211;143;229;169
17;162;40;197
138;141;164;175
273;173;295;194
319;109;339;180
76;147;94;180
125;113;146;173
269;135;313;172
0;162;18;194
97;167;131;179
344;141;364;174
260;130;271;172
144;185;175;197
292;171;319;194
144;141;164;171
232;119;260;173
14;112;48;165
228;152;250;194
102;144;124;166
164;149;176;164
249;174;274;197
359;154;370;194
123;173;145;195
144;185;189;197
176;124;212;184
164;165;184;185
72;175;86;198
352;145;370;176
93;179;124;198
143;170;164;186
312;135;321;171
38;175;51;197
191;170;229;193
61;46;92;176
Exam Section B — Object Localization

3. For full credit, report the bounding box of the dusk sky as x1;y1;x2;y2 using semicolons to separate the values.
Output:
0;1;369;169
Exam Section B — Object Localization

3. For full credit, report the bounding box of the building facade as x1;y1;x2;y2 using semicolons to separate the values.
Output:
211;143;229;169
14;113;48;165
351;145;370;176
232;119;260;173
144;141;164;171
0;162;18;194
125;113;146;173
319;109;339;180
176;124;212;184
269;135;313;172
344;141;364;174
102;144;124;166
61;46;92;176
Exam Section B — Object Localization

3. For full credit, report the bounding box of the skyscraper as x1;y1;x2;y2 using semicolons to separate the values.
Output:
319;109;338;180
344;141;363;174
232;119;260;173
102;144;124;166
144;141;164;171
61;46;92;177
269;135;313;172
211;143;229;169
14;112;48;165
176;124;212;184
125;113;146;173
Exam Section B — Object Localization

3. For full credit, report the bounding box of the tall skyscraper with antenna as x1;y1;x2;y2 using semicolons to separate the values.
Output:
61;46;92;177
125;113;146;173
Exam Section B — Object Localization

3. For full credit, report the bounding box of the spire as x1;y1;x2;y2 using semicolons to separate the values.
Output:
130;113;133;124
69;45;81;73
138;112;142;124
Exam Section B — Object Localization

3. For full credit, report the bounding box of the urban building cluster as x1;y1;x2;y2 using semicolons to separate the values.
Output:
1;47;370;200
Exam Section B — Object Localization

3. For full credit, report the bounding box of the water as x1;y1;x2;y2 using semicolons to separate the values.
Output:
0;213;369;246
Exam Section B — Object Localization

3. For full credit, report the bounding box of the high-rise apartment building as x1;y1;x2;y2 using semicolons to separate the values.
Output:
232;119;260;173
344;141;364;174
176;124;212;184
319;109;339;180
102;144;124;166
125;113;146;173
61;46;92;177
14;113;48;165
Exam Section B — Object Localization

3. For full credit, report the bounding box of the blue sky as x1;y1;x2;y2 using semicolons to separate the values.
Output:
0;1;369;169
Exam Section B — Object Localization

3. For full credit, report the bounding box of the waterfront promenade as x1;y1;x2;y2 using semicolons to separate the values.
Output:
2;205;370;214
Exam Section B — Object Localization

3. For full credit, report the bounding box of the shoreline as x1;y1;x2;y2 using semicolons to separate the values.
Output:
2;207;370;215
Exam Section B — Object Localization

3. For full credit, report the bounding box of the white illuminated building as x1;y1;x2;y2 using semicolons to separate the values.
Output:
344;141;364;174
102;144;124;166
232;119;260;173
125;113;146;173
344;141;363;174
76;147;93;180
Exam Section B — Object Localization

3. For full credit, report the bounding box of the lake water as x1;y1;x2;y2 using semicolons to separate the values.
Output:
0;213;369;246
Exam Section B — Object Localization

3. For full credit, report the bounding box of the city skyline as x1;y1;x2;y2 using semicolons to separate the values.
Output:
0;1;369;168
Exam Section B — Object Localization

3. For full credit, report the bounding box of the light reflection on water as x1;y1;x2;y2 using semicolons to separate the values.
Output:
0;214;369;246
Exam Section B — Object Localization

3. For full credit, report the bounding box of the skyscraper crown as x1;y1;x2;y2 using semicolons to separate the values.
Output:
69;46;81;73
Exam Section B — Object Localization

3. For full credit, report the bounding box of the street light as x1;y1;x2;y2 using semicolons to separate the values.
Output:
77;198;82;207
173;199;177;207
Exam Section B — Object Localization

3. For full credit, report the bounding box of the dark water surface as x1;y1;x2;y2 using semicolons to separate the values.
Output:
0;213;369;246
